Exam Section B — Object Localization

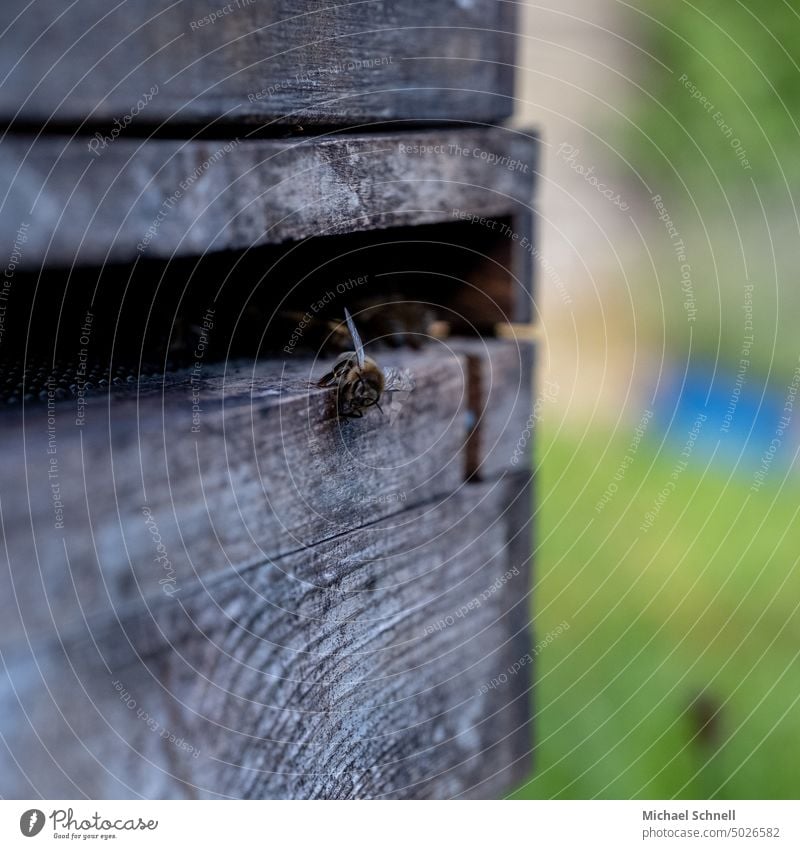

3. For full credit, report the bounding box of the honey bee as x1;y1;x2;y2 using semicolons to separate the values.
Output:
318;308;415;419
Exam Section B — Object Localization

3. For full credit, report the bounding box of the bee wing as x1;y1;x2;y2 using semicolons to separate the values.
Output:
382;367;416;393
317;368;337;387
344;307;365;367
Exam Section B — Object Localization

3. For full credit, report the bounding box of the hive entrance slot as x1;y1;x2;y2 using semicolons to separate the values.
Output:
0;218;519;407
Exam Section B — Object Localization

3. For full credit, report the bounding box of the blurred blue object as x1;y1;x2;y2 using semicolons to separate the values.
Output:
654;362;797;475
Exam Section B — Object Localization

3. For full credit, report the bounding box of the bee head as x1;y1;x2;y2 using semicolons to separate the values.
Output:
347;359;384;410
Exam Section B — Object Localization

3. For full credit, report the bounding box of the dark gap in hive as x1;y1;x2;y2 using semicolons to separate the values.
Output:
0;219;514;407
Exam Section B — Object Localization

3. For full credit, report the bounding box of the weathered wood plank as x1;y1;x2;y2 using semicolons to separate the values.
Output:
489;468;536;794
451;338;534;479
0;128;537;269
0;1;516;128
0;483;531;799
0;347;480;654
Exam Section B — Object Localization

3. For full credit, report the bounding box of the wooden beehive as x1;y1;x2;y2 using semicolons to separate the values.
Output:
0;2;538;799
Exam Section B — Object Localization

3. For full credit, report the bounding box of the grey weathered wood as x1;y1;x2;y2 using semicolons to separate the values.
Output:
0;347;478;654
451;338;534;479
0;483;530;799
493;468;535;790
0;1;516;128
0;128;537;270
0;95;538;796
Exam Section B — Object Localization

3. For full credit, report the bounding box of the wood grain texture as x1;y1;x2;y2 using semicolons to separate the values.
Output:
494;468;535;789
1;127;537;270
451;338;534;480
0;346;481;655
0;482;531;799
0;1;516;127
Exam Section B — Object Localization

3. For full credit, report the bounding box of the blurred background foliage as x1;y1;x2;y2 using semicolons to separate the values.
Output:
627;0;800;187
624;0;800;380
514;425;800;799
515;0;800;799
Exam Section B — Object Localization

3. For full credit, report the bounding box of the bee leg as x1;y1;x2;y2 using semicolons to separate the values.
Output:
336;400;356;419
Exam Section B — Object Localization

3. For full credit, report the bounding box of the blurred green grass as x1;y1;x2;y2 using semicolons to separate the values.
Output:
626;0;800;186
616;0;800;386
506;0;800;799
511;423;800;799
